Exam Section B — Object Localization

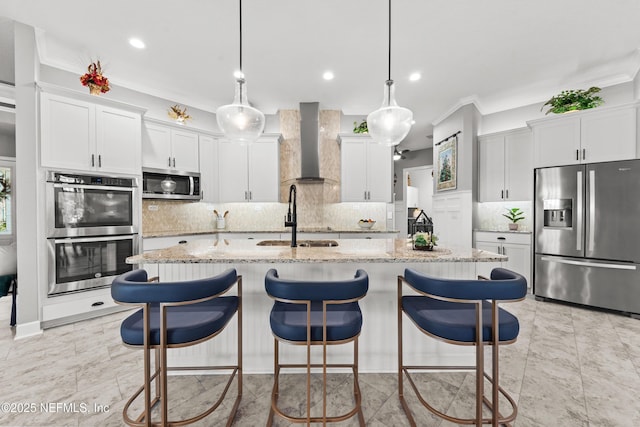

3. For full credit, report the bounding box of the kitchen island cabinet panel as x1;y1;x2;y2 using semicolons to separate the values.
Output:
151;259;500;373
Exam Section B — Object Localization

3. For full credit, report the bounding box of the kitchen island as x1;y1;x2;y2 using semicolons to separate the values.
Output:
127;238;506;373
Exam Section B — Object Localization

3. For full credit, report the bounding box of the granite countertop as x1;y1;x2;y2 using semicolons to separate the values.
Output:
143;228;400;238
128;238;506;264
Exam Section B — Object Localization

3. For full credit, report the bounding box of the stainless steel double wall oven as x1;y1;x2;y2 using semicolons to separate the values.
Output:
46;171;140;296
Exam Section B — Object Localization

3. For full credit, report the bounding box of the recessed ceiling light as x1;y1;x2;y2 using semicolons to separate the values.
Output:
233;70;245;79
323;71;334;81
128;38;146;49
409;72;421;81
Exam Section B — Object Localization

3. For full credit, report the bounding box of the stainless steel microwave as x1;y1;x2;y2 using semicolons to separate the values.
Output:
142;168;202;201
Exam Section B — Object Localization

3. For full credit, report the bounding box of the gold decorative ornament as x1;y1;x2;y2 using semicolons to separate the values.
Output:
168;104;192;123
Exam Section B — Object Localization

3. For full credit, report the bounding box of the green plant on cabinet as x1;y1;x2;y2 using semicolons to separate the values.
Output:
541;87;603;115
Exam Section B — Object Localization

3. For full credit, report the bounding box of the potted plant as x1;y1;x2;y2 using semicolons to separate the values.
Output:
353;119;368;134
541;87;603;115
502;208;525;231
413;232;438;251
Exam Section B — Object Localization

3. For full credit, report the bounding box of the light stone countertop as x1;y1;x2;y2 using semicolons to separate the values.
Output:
128;238;506;264
143;228;400;238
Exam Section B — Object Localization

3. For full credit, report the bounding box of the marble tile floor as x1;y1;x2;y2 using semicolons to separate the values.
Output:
0;294;639;426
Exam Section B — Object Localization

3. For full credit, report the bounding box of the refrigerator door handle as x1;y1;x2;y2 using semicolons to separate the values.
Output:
576;170;583;251
588;169;595;252
540;256;637;271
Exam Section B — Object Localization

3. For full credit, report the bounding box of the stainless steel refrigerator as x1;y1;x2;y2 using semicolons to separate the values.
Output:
534;159;640;315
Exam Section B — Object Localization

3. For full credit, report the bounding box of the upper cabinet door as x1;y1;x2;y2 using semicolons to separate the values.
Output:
504;130;533;201
142;123;172;169
41;93;95;170
478;134;506;202
248;139;280;202
170;129;200;172
199;135;219;203
95;106;141;175
366;143;392;202
532;117;581;168
218;142;249;202
341;138;368;201
580;107;636;163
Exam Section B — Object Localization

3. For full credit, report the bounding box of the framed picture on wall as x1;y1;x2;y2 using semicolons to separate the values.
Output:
436;136;457;191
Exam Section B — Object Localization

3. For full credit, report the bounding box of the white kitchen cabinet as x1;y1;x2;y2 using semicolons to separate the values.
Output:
218;135;280;202
530;104;637;168
339;134;392;202
474;231;531;286
41;92;142;175
198;135;219;203
478;128;533;202
142;122;200;172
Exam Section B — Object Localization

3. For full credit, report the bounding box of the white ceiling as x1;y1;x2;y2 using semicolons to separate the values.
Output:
1;0;640;151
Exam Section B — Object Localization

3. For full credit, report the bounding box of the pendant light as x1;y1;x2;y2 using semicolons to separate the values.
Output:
367;0;413;146
216;0;265;144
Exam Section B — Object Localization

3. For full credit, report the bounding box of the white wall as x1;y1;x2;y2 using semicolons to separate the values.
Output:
0;130;15;157
430;103;479;248
14;22;42;337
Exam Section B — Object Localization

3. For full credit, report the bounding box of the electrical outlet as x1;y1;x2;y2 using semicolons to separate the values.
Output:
148;205;158;211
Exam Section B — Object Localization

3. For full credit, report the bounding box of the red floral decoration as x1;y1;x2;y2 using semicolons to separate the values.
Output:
80;61;110;94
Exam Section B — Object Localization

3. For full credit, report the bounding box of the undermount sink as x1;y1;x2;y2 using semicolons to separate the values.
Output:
256;240;339;248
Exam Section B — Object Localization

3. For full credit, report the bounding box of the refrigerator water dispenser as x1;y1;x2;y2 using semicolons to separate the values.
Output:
543;199;572;228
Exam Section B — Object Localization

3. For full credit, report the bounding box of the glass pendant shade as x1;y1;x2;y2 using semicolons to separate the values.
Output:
367;80;413;146
216;78;265;144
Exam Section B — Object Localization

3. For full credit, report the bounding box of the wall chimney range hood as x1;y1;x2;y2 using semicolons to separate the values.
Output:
297;102;324;182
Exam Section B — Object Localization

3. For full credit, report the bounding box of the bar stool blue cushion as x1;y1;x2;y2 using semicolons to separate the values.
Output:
265;269;368;342
402;267;526;343
120;298;239;346
112;268;239;346
402;297;519;343
270;301;362;342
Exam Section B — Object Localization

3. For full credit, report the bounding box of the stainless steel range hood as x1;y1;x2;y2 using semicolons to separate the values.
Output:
297;102;324;182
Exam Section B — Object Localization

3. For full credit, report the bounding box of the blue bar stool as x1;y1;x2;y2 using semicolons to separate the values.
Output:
264;268;368;426
398;268;527;427
111;268;242;427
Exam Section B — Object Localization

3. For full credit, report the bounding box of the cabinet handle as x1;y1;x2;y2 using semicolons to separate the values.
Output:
244;191;248;200
168;156;172;167
505;189;509;199
249;191;252;200
98;154;102;168
172;157;176;168
582;148;586;160
497;246;502;254
497;237;506;241
91;154;95;167
501;190;504;199
364;191;367;200
502;247;507;255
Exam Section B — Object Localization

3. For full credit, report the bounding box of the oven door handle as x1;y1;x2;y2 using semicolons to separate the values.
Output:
49;234;138;244
52;183;135;192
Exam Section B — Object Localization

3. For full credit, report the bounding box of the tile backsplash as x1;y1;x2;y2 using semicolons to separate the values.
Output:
475;201;533;231
142;200;389;234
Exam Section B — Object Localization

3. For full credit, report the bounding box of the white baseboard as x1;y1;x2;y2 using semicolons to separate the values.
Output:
14;321;43;339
